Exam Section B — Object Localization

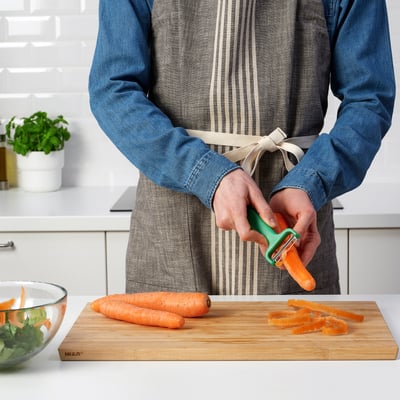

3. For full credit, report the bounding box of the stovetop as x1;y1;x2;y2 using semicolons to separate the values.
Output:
110;186;343;212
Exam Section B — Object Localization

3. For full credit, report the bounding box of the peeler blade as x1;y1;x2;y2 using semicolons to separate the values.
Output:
247;206;300;265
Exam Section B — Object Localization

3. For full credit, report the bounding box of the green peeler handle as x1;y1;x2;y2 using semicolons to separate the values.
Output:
247;206;299;265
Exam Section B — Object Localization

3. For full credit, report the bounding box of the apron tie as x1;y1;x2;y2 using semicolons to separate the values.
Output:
187;128;317;176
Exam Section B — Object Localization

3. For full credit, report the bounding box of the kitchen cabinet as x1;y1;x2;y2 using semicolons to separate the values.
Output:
349;229;400;294
0;232;107;295
334;229;348;294
106;231;129;293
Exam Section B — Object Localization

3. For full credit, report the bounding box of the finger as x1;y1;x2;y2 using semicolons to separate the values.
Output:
234;209;268;247
249;194;277;228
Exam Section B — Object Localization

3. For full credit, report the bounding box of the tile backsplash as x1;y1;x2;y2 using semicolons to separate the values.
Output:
0;0;399;188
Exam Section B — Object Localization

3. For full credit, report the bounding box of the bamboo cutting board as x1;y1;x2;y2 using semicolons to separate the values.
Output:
58;301;398;361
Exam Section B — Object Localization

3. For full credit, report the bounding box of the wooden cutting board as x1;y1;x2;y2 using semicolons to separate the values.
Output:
58;301;398;361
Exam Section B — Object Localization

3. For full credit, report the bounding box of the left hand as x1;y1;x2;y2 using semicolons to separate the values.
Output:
269;188;321;266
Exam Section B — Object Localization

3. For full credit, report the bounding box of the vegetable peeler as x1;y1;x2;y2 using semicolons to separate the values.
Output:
247;206;300;266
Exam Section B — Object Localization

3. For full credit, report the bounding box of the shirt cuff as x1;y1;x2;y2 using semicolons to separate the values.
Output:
185;150;240;209
271;166;328;211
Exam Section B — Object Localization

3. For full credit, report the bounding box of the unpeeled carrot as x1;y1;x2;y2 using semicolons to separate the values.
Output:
91;292;211;318
274;213;316;292
95;300;185;329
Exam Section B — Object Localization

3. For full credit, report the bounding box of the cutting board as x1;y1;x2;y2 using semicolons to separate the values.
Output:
58;301;398;361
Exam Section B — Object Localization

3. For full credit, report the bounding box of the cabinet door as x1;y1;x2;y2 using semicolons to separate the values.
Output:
106;231;129;294
0;232;106;295
335;229;348;294
349;229;400;294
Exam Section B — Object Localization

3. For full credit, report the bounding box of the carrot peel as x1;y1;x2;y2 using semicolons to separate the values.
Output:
268;299;363;336
288;298;364;322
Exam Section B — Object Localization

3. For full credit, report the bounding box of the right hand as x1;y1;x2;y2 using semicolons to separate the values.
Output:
212;168;276;249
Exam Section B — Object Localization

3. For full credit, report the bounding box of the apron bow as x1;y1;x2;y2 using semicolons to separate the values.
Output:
187;128;317;176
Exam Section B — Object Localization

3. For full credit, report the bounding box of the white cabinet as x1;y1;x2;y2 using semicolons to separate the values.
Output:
334;229;348;294
349;229;400;294
106;231;129;294
0;232;107;295
2;229;397;295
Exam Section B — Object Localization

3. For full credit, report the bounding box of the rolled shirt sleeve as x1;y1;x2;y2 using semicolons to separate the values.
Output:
88;0;239;209
272;0;396;211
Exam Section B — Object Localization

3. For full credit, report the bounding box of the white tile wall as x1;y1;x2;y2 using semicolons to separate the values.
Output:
0;0;399;189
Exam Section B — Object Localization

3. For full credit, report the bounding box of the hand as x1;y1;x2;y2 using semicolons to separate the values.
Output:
212;169;276;248
269;188;321;266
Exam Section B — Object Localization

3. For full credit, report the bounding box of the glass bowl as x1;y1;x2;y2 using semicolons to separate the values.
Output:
0;281;67;368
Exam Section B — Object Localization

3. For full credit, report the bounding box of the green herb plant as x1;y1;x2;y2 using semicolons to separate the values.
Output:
5;111;71;156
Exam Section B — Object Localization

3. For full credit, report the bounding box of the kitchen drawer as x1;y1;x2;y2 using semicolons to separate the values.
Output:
0;232;107;295
349;229;400;294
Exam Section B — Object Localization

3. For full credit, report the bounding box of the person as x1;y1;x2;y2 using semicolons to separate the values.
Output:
89;0;395;295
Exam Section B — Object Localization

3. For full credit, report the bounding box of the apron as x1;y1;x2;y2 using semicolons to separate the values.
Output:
126;0;340;295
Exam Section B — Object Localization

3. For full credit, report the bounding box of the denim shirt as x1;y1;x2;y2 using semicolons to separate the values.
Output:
89;0;395;211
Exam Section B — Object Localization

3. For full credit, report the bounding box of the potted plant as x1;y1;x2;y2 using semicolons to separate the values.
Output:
5;111;71;192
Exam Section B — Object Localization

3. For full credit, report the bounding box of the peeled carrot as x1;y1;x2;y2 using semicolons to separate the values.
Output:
95;300;185;329
8;310;24;328
274;213;316;292
0;298;16;310
19;286;25;308
91;292;211;318
0;299;13;326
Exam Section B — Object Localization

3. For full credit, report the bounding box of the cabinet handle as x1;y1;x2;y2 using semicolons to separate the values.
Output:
0;241;14;249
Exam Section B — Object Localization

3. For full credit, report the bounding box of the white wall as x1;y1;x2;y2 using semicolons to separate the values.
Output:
0;0;399;188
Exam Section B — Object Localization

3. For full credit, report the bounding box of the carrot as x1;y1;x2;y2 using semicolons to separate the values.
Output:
274;213;316;292
0;298;16;310
95;300;185;329
8;310;24;328
34;318;52;330
1;294;18;327
288;298;364;322
19;286;25;308
91;292;211;318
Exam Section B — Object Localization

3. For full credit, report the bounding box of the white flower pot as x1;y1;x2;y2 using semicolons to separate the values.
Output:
17;150;64;192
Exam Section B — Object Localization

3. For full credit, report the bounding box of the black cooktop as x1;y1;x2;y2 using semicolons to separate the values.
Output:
110;186;343;212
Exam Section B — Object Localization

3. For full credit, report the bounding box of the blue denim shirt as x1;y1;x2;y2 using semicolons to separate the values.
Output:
89;0;395;211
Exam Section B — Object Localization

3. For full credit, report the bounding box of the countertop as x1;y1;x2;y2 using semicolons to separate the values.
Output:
1;295;399;400
1;183;400;231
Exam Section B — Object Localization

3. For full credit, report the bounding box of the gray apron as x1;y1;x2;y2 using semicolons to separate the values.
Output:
126;0;340;295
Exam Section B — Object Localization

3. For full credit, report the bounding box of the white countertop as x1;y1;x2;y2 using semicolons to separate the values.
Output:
1;295;399;400
0;186;131;231
1;183;400;231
